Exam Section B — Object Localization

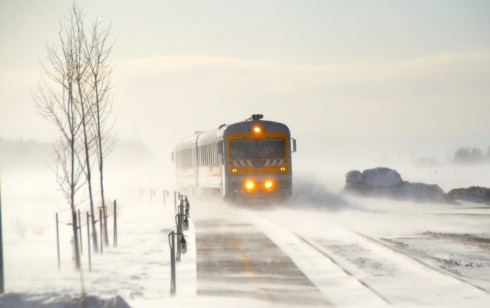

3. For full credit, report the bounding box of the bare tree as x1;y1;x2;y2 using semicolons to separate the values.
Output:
34;6;86;269
84;17;116;246
71;6;100;253
34;3;115;267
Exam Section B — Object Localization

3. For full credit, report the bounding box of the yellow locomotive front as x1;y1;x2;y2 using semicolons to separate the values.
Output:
221;115;295;200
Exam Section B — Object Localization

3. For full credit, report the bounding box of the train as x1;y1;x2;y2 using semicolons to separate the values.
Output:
172;114;296;201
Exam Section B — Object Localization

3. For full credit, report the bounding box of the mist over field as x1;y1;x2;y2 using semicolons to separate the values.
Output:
2;133;489;246
2;133;490;205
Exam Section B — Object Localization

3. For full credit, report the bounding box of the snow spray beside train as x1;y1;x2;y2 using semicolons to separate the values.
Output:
172;114;297;200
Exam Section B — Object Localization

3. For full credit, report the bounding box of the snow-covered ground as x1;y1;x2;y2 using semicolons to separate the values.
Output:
1;152;490;307
248;198;490;306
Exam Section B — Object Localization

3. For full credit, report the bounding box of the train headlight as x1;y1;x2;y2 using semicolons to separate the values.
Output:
280;167;286;172
232;168;238;173
252;126;262;134
264;180;274;189
245;180;255;191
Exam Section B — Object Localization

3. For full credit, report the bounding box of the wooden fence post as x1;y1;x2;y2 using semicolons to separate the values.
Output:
87;212;91;271
113;200;117;248
99;208;103;255
0;179;4;293
56;212;60;270
103;203;109;246
78;209;83;255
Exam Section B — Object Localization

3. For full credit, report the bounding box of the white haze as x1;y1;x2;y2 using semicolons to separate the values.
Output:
1;1;490;306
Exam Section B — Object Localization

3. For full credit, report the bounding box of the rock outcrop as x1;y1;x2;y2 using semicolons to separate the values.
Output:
448;186;490;204
345;167;450;203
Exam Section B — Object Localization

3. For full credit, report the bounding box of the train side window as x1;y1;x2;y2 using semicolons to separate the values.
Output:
202;145;205;166
192;148;195;166
204;145;207;166
205;144;208;166
199;146;202;165
217;141;223;155
213;144;218;166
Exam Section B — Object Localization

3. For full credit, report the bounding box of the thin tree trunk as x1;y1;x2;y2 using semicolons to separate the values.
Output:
80;101;99;253
94;80;109;246
70;121;81;269
73;9;100;254
76;58;99;252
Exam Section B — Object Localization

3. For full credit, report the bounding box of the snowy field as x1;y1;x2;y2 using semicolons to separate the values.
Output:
1;141;490;307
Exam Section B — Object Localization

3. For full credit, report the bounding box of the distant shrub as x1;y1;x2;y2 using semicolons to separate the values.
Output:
454;146;488;164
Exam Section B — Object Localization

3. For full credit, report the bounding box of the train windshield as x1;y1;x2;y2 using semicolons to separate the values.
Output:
230;138;286;160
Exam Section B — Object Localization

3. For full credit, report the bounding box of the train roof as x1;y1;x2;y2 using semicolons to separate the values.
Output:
224;119;290;135
175;126;225;150
175;116;290;150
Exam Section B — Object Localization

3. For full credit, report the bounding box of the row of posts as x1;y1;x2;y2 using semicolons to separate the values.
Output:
54;189;175;272
168;194;190;295
138;188;172;205
54;190;188;294
56;200;118;271
137;189;179;210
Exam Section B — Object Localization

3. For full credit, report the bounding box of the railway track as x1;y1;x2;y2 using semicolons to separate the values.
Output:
243;208;490;306
353;231;490;295
194;218;332;307
190;202;490;306
193;204;388;306
294;234;391;304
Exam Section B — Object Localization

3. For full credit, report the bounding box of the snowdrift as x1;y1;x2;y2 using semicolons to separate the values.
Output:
0;293;130;308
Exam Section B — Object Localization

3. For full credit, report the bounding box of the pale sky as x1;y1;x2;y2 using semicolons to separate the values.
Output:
1;0;490;146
